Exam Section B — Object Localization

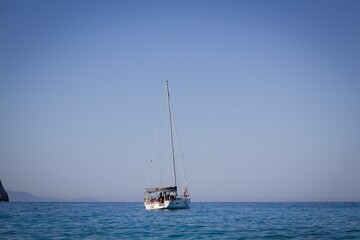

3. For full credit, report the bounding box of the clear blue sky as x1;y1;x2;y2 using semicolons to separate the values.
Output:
1;0;359;201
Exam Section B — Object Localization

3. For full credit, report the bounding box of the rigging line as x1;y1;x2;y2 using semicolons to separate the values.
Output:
157;104;167;187
147;90;165;187
151;108;163;160
146;158;153;187
173;117;188;186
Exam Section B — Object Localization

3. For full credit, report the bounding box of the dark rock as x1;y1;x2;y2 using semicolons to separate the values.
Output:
0;180;10;202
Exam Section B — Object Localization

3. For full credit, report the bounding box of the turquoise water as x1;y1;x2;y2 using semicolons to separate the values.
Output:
1;202;360;239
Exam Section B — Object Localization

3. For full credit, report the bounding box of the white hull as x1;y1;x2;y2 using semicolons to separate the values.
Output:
144;198;190;210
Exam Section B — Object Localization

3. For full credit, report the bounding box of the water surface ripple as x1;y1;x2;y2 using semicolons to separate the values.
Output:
1;202;360;239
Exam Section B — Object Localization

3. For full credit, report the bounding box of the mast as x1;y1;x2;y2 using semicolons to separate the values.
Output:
166;80;177;189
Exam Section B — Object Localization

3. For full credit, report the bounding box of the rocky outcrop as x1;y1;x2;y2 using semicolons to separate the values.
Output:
0;180;9;202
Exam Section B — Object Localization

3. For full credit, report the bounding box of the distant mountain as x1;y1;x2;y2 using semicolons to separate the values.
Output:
70;197;101;202
7;191;61;202
7;191;100;202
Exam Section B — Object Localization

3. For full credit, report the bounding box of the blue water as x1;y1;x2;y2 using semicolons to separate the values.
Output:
1;202;360;239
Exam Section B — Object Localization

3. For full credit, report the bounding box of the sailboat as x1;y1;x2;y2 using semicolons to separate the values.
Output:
144;81;190;210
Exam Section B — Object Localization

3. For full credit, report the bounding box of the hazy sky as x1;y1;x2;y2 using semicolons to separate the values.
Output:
1;0;359;201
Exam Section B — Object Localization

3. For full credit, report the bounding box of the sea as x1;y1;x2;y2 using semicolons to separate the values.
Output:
1;202;360;239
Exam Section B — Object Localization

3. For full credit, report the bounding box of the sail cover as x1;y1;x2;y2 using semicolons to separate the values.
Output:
145;186;177;193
